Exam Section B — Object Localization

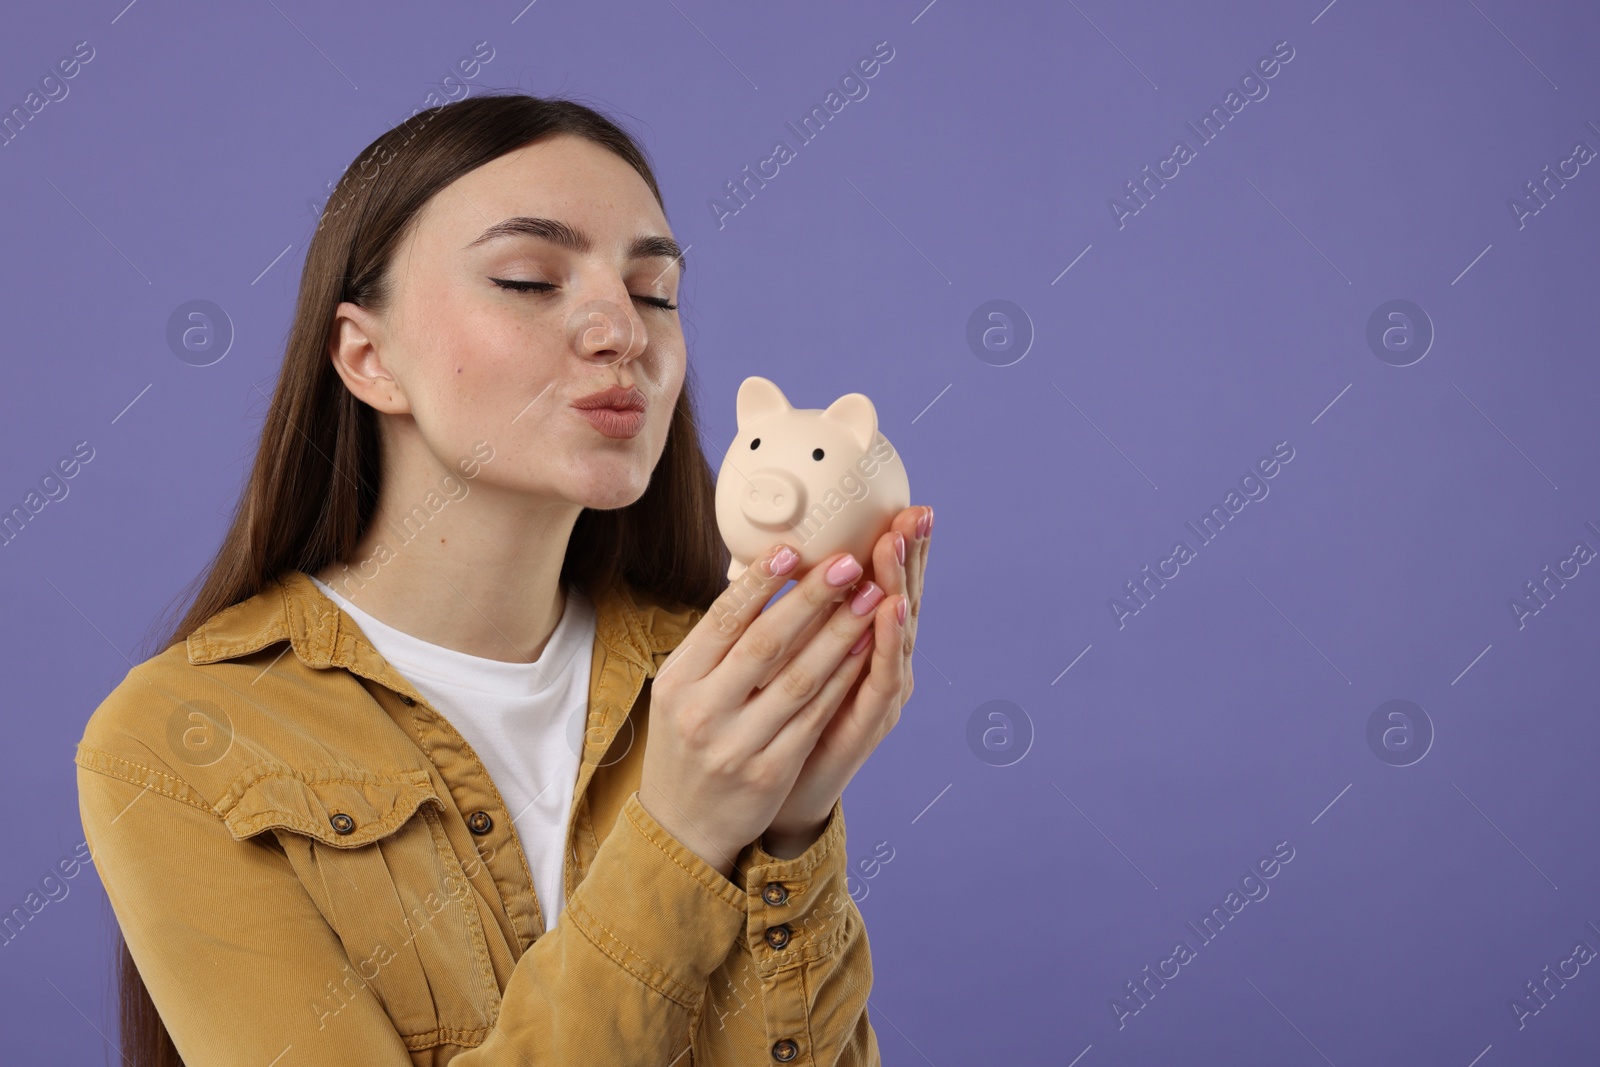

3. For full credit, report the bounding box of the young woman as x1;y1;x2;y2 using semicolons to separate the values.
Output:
75;92;931;1066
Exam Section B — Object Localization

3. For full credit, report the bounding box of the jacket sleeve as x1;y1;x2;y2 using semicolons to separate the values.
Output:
447;788;752;1064
694;795;881;1066
77;753;750;1065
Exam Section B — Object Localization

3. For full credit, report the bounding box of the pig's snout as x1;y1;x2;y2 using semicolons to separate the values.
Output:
739;469;807;527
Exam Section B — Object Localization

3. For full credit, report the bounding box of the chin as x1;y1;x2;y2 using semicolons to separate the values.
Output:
570;471;652;512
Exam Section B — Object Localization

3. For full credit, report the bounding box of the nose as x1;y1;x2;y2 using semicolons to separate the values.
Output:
739;469;807;528
569;290;648;368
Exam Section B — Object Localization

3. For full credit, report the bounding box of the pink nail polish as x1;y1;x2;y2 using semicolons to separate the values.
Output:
895;597;908;626
850;581;884;616
894;533;906;566
826;554;864;586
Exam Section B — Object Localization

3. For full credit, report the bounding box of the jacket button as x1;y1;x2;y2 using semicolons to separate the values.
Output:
764;923;792;950
467;811;494;835
398;694;416;706
762;881;789;906
771;1039;798;1062
329;813;356;835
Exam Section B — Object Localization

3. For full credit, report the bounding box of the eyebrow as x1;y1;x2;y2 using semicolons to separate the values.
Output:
464;216;687;278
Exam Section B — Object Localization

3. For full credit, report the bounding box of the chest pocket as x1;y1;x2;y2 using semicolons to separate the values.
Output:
222;769;502;1052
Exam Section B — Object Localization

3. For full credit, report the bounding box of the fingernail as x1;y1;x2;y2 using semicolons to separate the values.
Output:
894;533;906;566
895;597;908;626
769;546;798;576
926;507;934;536
849;627;874;655
850;581;885;616
826;554;863;586
915;509;931;540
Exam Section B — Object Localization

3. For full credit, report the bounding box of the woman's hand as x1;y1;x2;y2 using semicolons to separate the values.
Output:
761;504;932;857
637;541;892;880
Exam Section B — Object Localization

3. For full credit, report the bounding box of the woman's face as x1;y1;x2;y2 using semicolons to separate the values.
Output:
331;133;688;512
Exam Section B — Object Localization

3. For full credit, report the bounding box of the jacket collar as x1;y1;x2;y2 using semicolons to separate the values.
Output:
185;570;684;693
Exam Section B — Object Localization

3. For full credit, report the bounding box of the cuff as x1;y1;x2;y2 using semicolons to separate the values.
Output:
565;789;747;1007
736;795;855;975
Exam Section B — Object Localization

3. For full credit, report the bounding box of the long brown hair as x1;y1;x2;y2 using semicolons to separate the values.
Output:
118;90;729;1067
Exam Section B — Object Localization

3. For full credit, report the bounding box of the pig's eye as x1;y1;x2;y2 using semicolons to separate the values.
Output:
749;438;760;450
812;448;825;461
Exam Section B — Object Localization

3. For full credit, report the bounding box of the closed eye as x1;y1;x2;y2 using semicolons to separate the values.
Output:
490;278;677;311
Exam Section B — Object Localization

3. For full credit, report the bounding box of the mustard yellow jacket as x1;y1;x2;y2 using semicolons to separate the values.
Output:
75;570;879;1066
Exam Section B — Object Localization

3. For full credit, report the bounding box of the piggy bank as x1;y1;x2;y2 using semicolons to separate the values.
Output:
715;376;911;582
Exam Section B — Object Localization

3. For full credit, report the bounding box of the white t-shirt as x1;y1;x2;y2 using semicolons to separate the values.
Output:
309;575;597;933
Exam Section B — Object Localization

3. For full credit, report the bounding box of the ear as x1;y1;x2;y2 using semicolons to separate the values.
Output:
735;376;792;428
328;301;410;415
822;392;877;452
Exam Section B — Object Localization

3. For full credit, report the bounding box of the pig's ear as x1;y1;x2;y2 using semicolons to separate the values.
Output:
822;393;877;452
736;376;792;427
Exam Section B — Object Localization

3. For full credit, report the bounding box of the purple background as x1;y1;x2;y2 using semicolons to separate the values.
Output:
4;0;1598;1063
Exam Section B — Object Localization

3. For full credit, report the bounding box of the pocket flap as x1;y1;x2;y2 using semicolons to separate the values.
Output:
221;769;441;847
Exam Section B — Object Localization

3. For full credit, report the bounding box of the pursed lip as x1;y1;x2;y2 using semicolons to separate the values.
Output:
571;384;647;412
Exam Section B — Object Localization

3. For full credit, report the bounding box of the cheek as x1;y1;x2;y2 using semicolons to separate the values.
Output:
439;314;551;402
656;349;687;400
656;359;686;429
